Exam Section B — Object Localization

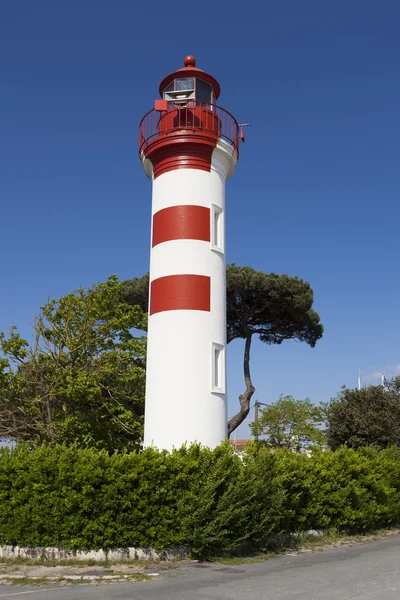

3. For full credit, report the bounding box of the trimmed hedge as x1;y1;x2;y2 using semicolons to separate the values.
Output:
0;444;399;557
272;446;400;532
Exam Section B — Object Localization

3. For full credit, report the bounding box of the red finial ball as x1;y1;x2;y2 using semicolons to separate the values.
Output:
184;55;196;68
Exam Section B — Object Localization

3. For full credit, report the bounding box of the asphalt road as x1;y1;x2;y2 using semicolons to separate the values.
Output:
1;535;399;600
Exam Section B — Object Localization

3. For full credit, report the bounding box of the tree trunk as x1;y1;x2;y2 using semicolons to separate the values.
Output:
227;334;255;437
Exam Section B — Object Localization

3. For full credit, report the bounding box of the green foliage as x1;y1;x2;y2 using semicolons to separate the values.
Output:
272;446;400;532
250;396;326;451
120;274;149;328
0;276;147;451
225;264;323;345
1;444;400;557
0;443;283;554
178;444;283;558
327;384;400;450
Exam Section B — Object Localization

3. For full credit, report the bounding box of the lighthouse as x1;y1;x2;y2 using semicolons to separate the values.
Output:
140;56;239;451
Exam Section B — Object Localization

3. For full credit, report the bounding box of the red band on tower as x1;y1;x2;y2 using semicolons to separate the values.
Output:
142;134;218;179
150;274;211;315
152;205;210;247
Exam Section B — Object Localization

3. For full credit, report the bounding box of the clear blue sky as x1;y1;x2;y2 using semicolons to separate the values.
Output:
1;1;399;438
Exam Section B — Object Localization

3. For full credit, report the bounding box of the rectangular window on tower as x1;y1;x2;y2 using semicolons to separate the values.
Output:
211;343;225;394
211;205;224;254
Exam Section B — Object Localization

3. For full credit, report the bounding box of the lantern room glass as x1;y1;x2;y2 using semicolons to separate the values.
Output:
196;79;212;103
175;78;194;91
163;77;214;105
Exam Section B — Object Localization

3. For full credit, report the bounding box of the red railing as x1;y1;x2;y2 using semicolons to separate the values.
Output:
139;102;239;158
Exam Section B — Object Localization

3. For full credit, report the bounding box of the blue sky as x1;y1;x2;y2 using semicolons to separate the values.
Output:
1;1;399;438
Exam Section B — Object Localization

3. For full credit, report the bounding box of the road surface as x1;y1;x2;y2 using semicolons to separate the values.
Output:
1;535;399;599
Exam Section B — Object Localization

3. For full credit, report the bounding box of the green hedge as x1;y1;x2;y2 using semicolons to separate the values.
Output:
271;446;400;532
0;444;399;557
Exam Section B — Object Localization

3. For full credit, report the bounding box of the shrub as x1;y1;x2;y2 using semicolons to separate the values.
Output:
274;447;400;531
179;445;283;557
327;385;400;450
0;443;400;556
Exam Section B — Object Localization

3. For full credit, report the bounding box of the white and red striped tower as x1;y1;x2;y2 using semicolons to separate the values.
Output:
139;56;240;450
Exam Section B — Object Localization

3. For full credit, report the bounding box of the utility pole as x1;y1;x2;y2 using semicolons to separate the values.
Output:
254;400;268;443
255;400;259;444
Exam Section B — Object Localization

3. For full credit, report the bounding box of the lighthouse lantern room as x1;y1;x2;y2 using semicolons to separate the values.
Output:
139;56;240;451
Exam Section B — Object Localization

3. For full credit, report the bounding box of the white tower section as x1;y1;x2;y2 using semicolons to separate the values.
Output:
144;143;236;450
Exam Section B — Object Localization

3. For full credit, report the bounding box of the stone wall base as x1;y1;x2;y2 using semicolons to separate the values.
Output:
0;545;188;562
0;531;326;563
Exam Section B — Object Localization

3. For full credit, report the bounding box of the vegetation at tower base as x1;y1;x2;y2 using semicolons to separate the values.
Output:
0;443;282;557
0;276;146;452
0;443;400;558
121;265;323;437
327;380;400;451
250;396;326;451
178;445;283;557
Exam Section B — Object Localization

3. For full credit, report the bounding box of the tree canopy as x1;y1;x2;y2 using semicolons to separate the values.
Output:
250;395;326;451
226;265;322;346
327;381;400;451
121;273;149;326
225;265;323;435
0;276;147;452
122;265;323;437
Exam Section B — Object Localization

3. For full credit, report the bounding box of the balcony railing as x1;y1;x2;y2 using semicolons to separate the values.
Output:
139;102;239;158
